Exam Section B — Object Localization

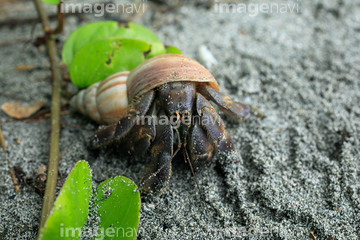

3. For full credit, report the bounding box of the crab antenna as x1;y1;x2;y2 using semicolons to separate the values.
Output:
184;149;205;202
140;147;180;189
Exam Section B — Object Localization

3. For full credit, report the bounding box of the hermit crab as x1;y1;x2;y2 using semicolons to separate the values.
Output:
71;54;249;192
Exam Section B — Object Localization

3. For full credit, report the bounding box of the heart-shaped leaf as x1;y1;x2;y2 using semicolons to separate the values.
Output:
38;160;92;240
62;21;162;67
70;38;152;88
165;45;182;54
41;0;60;4
96;176;141;240
145;42;166;59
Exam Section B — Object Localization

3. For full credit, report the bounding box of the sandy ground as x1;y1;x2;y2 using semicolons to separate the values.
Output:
1;0;360;239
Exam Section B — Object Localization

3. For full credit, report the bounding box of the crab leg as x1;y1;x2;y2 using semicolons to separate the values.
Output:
90;90;155;148
196;93;236;154
121;116;156;155
198;84;249;121
121;102;157;155
142;111;174;192
187;117;215;171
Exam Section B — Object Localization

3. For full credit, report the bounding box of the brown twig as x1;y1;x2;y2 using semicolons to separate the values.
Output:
0;39;29;48
8;162;21;193
60;121;90;129
250;105;266;119
32;0;63;236
4;107;70;122
0;14;57;29
0;124;6;151
309;231;317;240
50;1;64;34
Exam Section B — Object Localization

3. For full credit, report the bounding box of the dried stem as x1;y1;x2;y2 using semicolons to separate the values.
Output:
8;162;20;193
250;105;266;119
0;124;6;151
32;0;63;236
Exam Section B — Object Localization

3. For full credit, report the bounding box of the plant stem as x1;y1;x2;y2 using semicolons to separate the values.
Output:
0;124;5;151
33;0;63;236
8;162;20;193
52;2;64;34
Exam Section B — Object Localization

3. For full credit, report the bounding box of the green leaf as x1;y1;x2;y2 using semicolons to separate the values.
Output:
165;45;182;54
95;176;141;240
41;0;60;4
62;21;162;67
38;160;92;240
146;42;166;59
70;38;152;88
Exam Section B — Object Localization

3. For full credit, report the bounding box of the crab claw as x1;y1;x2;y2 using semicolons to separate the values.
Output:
90;90;155;148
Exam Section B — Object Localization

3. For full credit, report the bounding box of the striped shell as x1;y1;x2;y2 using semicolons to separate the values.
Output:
70;71;129;124
127;54;219;101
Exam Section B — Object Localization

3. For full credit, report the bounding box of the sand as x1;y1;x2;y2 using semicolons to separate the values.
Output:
1;0;360;239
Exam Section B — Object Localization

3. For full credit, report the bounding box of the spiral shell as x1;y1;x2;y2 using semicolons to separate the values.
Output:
71;54;220;124
70;71;129;124
127;54;219;101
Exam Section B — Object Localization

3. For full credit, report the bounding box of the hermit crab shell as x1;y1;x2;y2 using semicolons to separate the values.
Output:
70;71;129;124
127;54;219;101
71;54;220;124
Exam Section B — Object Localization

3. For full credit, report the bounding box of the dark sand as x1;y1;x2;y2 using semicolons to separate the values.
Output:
1;0;360;239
